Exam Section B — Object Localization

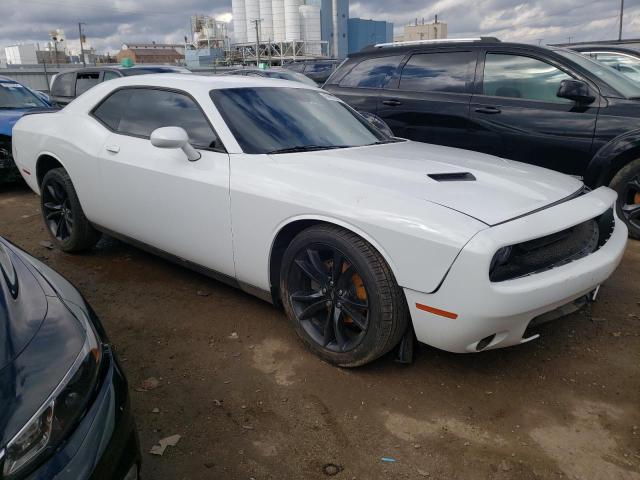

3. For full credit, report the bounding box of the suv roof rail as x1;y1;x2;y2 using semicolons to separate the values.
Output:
372;37;500;49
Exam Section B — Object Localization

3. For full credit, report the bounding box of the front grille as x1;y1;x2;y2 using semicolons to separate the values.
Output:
490;208;615;282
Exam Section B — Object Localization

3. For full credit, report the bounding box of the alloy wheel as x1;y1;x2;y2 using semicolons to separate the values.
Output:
287;244;370;353
42;180;74;241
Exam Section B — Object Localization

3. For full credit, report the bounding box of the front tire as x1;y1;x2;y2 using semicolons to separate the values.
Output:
40;168;101;252
280;224;408;367
609;158;640;240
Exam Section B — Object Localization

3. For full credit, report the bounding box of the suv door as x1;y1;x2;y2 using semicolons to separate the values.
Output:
91;87;235;277
326;54;405;114
377;49;478;149
469;51;599;175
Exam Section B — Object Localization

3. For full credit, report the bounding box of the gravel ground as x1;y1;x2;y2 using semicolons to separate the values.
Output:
1;183;639;480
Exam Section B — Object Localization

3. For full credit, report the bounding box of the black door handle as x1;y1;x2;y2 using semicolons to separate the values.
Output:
382;99;402;106
475;106;502;114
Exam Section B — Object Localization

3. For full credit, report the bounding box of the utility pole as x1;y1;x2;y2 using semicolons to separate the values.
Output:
619;0;624;41
252;18;262;67
332;0;339;59
78;22;86;67
567;36;572;44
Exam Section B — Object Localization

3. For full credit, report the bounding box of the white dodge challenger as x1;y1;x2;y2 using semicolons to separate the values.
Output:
12;74;627;366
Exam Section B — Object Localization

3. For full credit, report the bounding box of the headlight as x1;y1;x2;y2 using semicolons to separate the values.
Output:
1;320;102;478
489;246;512;277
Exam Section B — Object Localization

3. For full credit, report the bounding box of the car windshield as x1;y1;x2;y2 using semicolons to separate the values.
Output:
0;81;47;109
210;87;388;154
556;49;640;99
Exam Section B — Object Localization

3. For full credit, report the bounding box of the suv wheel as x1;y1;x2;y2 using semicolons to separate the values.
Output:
610;159;640;239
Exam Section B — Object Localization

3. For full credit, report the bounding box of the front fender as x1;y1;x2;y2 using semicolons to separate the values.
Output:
587;129;640;187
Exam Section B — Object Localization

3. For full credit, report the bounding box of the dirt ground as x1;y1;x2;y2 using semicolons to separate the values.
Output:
1;183;639;480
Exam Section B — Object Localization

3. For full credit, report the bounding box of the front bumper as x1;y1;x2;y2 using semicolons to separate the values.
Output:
25;348;140;480
405;186;627;353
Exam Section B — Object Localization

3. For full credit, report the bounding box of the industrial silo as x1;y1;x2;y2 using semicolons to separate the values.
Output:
232;0;247;43
271;0;286;41
245;0;261;43
259;0;274;42
299;4;321;54
284;0;302;42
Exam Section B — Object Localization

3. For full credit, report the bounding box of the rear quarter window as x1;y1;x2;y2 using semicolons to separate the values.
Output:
338;55;404;89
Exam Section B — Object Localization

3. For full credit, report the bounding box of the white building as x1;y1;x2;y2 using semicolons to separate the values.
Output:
399;17;448;42
5;44;38;65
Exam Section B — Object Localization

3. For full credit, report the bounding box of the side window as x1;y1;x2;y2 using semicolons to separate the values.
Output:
483;53;572;103
308;63;333;73
92;89;132;130
51;73;75;97
95;88;220;150
103;71;120;81
399;51;476;93
339;55;404;89
76;72;101;96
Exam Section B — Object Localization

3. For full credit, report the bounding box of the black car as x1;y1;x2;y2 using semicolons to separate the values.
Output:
324;38;640;238
49;65;189;106
0;237;140;479
285;59;340;84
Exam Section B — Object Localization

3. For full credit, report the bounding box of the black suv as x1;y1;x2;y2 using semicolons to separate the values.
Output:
324;38;640;238
50;65;189;106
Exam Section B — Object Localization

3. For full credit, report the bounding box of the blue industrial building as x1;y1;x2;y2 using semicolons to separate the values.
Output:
320;0;349;59
348;18;393;54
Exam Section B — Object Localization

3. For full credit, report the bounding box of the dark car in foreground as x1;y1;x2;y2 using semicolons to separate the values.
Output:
0;76;54;183
50;65;190;106
0;237;140;479
324;38;640;238
224;67;318;86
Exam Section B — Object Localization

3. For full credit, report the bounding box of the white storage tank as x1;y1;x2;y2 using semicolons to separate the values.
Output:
271;0;286;41
259;0;274;42
232;0;247;44
284;0;302;42
299;4;321;54
245;0;261;43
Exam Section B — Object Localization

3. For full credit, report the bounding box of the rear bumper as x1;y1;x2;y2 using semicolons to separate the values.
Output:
25;349;140;480
406;186;627;353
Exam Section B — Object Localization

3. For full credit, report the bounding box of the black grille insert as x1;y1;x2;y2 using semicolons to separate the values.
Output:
490;208;615;282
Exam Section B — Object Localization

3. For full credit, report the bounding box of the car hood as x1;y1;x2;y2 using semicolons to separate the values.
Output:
280;140;584;226
0;240;85;448
0;108;54;137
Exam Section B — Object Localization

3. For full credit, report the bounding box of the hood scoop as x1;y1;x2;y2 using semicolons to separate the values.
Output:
428;172;476;182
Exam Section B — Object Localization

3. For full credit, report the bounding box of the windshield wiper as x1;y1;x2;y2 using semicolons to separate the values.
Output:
266;145;349;154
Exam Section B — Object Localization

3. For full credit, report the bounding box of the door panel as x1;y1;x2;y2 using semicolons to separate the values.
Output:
469;52;598;175
96;134;235;277
376;50;476;148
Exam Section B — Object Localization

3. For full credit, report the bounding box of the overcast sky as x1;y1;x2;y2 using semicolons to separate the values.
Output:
0;0;638;54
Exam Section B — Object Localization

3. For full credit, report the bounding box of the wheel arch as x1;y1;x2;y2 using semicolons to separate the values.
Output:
587;131;640;187
267;215;399;306
35;152;67;193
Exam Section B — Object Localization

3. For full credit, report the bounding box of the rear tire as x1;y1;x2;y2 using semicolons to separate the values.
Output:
609;158;640;240
280;224;409;367
40;168;101;252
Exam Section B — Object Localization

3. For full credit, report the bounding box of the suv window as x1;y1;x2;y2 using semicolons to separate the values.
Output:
51;72;75;97
339;55;404;89
93;88;220;149
399;51;476;93
483;53;572;103
76;72;100;96
585;51;640;83
307;63;333;73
